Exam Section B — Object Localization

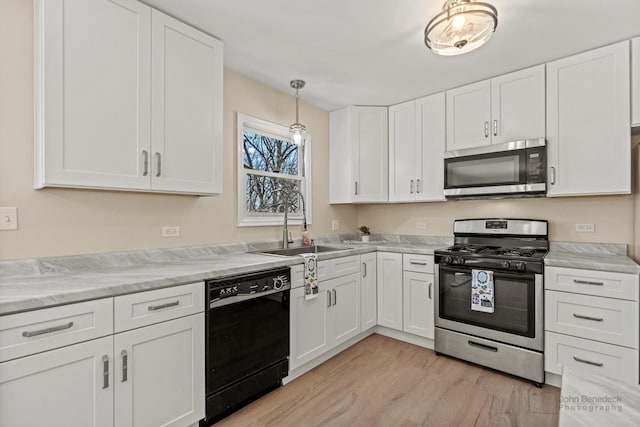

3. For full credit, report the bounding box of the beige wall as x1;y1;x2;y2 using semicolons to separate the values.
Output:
0;0;357;260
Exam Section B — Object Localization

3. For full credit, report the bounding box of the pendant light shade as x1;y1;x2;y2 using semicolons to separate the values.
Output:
289;79;306;145
425;0;498;56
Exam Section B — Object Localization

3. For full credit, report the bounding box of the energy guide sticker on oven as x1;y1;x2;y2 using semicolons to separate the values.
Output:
471;269;494;313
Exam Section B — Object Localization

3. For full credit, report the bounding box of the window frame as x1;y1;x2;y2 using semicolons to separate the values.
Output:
237;113;312;227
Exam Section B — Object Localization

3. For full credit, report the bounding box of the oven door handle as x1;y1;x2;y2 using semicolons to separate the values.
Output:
438;265;537;281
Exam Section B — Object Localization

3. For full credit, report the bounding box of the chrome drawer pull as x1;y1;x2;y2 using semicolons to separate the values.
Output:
410;261;427;266
142;150;149;176
573;356;603;367
362;262;367;278
428;283;432;299
573;313;604;322
573;279;604;286
22;321;74;337
468;340;498;352
332;289;337;306
121;350;128;382
147;300;180;311
102;355;109;389
155;152;162;177
327;290;332;308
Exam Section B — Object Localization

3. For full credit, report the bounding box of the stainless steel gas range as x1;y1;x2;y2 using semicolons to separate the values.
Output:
434;218;548;386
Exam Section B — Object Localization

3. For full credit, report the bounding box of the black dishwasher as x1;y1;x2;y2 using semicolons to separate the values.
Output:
201;268;290;426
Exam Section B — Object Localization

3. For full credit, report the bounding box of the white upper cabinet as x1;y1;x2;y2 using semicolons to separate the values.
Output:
446;65;545;151
388;94;445;202
632;37;640;127
36;0;223;195
329;106;388;203
546;41;631;196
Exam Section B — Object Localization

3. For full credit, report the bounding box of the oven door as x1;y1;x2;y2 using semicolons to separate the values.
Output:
435;265;542;351
206;290;290;394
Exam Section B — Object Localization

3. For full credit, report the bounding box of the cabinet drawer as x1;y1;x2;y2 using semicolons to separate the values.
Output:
291;264;304;289
114;282;204;333
545;290;638;348
545;331;638;384
317;255;360;281
403;253;434;273
545;266;639;301
0;298;113;362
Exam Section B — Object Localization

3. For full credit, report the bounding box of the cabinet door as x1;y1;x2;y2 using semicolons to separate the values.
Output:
329;273;361;346
416;92;446;201
388;101;417;202
402;272;434;339
114;314;205;427
376;252;403;330
490;65;545;145
151;10;223;195
329;107;354;203
290;283;331;370
446;80;491;151
632;37;640;127
352;106;389;202
35;0;151;190
361;253;378;331
0;336;113;427
547;41;631;196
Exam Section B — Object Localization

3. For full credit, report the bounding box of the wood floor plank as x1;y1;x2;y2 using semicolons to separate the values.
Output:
214;334;560;427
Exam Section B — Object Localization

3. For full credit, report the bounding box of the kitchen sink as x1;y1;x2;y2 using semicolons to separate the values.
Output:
255;245;351;256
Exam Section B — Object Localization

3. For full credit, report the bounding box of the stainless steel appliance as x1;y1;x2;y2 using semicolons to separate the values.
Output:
434;218;548;386
202;268;291;425
444;138;546;199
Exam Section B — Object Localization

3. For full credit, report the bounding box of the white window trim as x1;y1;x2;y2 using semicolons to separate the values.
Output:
237;113;312;227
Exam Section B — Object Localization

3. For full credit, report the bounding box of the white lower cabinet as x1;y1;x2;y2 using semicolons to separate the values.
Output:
361;253;377;331
329;273;361;346
402;271;434;339
0;336;114;427
290;282;332;369
377;252;403;330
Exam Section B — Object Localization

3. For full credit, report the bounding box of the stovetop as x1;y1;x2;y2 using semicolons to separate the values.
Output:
442;244;547;260
434;244;548;274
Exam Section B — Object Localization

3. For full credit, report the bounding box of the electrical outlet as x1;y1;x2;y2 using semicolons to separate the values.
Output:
0;207;17;230
575;223;595;233
416;222;427;230
162;226;180;237
331;220;340;231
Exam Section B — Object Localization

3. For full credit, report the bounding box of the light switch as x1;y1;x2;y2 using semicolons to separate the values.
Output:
331;220;340;231
0;207;18;230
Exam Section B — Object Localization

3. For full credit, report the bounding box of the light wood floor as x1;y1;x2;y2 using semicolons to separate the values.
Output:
215;334;560;427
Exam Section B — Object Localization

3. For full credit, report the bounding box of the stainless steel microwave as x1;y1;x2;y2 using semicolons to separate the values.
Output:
443;138;546;199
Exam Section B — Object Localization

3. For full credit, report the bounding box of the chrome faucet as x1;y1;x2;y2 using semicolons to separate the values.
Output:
282;190;307;249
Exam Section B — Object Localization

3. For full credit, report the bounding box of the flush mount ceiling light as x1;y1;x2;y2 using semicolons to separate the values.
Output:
289;79;306;145
425;0;498;56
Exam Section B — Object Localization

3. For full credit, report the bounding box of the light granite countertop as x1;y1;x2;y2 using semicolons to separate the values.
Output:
545;242;640;274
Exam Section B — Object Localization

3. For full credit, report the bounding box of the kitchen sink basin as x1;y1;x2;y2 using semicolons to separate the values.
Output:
255;245;351;256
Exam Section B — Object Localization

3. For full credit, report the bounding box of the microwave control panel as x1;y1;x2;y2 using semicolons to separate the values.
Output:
526;146;546;184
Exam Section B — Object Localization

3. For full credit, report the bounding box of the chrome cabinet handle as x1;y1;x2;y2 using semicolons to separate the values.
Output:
102;355;109;389
573;313;604;322
332;289;337;306
550;166;556;185
484;121;489;138
155;152;162;177
142;150;149;176
22;321;74;338
428;283;432;299
362;262;367;278
354;181;358;196
468;340;498;352
148;300;179;311
121;350;128;382
327;290;332;308
573;356;603;367
573;279;604;286
493;120;497;136
410;180;414;194
410;261;427;266
416;179;421;194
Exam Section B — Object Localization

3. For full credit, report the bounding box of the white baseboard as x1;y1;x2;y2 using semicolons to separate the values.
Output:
373;326;434;350
545;371;562;388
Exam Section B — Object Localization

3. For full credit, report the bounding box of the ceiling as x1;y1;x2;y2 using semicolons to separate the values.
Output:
144;0;640;112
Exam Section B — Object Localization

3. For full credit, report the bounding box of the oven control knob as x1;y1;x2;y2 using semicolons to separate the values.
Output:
273;277;284;290
501;261;511;269
455;256;465;265
515;262;526;271
444;255;453;264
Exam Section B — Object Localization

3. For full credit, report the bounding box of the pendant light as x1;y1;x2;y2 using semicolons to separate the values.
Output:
425;0;498;56
289;79;306;145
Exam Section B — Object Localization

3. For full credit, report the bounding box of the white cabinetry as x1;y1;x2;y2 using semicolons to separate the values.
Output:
446;65;545;151
0;283;205;427
290;256;362;370
402;254;435;339
361;252;377;331
546;41;631;196
35;0;223;195
376;252;403;330
545;266;639;384
632;37;640;127
388;93;446;202
329;106;388;203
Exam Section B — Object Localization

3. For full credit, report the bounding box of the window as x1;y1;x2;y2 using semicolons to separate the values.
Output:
237;113;312;226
